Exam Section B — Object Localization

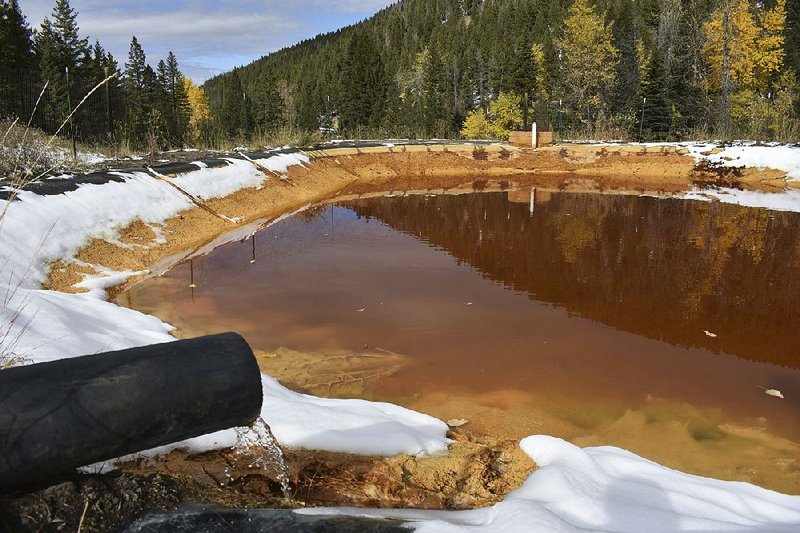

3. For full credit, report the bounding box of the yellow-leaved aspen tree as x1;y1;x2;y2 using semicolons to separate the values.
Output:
556;0;618;135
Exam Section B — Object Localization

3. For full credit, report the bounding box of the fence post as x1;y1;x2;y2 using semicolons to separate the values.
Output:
105;66;112;137
65;66;77;159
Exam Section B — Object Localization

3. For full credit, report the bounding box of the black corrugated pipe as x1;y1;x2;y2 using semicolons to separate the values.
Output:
0;333;263;492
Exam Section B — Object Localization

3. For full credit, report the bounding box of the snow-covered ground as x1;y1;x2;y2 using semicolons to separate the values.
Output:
1;146;800;530
586;140;800;182
683;187;800;211
683;142;800;182
0;151;450;461
303;436;800;532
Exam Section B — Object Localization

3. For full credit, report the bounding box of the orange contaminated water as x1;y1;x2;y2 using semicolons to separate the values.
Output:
120;191;800;493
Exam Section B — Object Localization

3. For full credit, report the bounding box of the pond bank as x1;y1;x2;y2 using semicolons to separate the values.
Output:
3;141;800;531
43;142;795;296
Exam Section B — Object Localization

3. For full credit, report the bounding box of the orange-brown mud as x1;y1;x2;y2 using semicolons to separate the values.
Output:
44;143;788;296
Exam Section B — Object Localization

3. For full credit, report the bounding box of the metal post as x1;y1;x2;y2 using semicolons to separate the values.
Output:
65;66;77;159
105;66;112;136
529;187;536;215
639;97;647;140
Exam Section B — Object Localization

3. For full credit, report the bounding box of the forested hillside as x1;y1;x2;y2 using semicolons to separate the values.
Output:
205;0;800;141
0;0;203;150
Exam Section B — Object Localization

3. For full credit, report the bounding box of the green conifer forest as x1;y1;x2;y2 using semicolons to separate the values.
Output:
2;0;799;145
204;0;800;141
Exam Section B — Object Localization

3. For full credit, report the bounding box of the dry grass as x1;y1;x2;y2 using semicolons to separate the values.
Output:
0;119;82;184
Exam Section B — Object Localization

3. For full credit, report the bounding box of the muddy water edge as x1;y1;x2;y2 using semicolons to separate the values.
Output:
120;188;800;497
12;147;800;531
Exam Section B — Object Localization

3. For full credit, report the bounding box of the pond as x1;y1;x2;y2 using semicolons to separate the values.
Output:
120;190;800;494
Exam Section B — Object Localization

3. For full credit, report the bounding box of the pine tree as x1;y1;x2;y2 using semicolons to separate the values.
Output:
123;36;148;142
503;37;536;127
640;50;672;139
0;0;33;71
251;70;283;133
422;45;452;137
165;52;190;145
609;0;642;119
218;70;246;137
788;0;800;84
0;0;35;117
340;30;387;131
788;0;800;114
36;0;88;129
668;0;709;136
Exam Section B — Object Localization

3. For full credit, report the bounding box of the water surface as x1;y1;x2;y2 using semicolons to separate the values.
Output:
122;191;800;493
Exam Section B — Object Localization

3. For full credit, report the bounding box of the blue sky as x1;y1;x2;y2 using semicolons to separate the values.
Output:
18;0;396;82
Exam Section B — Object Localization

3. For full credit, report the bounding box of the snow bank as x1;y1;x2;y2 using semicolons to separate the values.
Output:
587;141;800;183
0;154;308;291
683;187;800;212
0;286;174;365
301;436;800;532
3;146;800;531
0;149;448;462
260;375;449;456
684;143;800;181
133;376;450;461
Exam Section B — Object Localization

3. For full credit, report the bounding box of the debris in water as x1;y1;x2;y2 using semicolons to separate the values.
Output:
764;389;785;399
447;419;469;428
235;418;293;500
356;308;366;312
704;330;718;338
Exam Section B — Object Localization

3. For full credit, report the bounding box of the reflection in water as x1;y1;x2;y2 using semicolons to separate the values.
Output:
351;191;800;368
122;191;800;493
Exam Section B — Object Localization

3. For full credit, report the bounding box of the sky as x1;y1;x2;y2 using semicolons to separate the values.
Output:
18;0;396;83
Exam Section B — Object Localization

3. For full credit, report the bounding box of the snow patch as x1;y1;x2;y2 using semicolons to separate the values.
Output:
300;436;800;532
683;187;800;212
684;143;800;181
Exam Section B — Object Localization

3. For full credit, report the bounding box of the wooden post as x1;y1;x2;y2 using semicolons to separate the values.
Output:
0;333;262;492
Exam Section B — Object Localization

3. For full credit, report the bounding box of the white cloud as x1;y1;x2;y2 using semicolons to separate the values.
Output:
17;0;396;81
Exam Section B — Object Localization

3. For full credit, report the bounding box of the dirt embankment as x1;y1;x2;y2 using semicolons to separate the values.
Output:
12;143;789;531
45;143;788;296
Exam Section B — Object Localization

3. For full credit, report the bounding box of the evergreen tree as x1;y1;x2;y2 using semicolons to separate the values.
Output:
36;0;88;128
251;70;283;133
123;36;148;141
218;70;246;137
0;0;33;72
422;45;452;137
340;30;387;131
609;0;642;120
503;37;536;127
165;51;190;145
640;50;671;139
0;0;35;117
788;0;800;113
788;0;800;83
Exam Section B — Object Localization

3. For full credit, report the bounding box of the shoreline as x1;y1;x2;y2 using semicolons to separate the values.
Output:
3;142;800;530
43;142;795;297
